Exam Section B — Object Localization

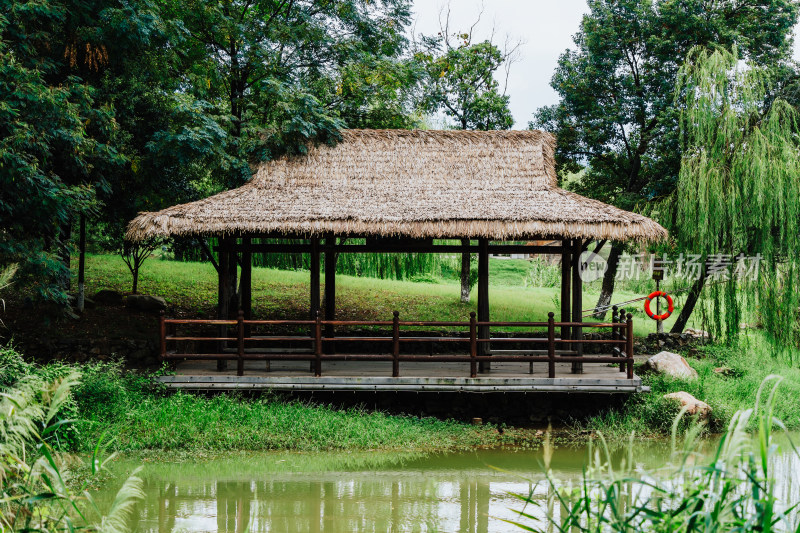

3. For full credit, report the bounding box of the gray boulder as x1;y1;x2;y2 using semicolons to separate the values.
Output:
94;289;124;305
664;391;712;419
126;294;166;312
644;351;698;379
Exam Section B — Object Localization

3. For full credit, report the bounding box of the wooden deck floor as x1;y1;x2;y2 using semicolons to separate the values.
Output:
158;360;646;393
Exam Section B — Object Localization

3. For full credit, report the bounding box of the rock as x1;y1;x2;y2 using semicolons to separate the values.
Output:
94;289;124;305
126;294;166;312
684;328;709;339
713;366;741;378
664;392;712;419
644;351;698;379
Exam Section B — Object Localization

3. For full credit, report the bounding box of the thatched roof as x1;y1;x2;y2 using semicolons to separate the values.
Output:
126;129;667;243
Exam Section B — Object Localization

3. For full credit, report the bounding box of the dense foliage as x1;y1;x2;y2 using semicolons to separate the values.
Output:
0;0;419;302
0;360;143;531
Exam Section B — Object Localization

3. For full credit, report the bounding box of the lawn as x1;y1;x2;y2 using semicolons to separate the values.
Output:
78;253;685;336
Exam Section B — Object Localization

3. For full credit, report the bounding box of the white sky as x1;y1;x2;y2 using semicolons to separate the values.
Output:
411;0;800;128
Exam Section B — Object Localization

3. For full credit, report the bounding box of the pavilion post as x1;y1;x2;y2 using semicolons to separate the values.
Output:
560;239;572;346
241;237;252;335
310;237;321;364
571;239;584;373
477;237;490;372
324;235;337;354
310;237;321;320
217;236;230;371
228;240;239;314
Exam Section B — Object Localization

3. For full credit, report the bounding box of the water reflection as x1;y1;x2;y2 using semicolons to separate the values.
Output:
95;437;800;532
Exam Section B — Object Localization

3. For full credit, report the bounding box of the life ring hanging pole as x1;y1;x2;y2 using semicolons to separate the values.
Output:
644;291;674;321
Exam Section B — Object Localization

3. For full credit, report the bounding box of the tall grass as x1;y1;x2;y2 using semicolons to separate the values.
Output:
507;376;800;532
72;360;500;452
1;347;504;452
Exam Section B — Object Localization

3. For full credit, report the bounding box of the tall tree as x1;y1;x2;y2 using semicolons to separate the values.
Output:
669;47;800;346
533;0;798;320
168;0;413;185
0;0;124;302
416;16;518;302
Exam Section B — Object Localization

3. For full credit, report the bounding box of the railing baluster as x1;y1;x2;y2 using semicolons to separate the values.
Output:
626;313;634;379
159;310;166;363
392;311;400;377
469;312;477;378
613;306;625;373
314;310;322;377
237;309;245;376
547;312;555;378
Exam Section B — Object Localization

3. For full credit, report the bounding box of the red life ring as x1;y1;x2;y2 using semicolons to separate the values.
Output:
644;291;674;321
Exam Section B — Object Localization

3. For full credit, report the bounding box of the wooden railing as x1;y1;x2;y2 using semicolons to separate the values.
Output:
159;310;635;379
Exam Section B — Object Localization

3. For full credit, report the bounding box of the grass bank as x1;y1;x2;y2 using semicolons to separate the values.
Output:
1;346;522;453
582;333;800;438
13;253;800;445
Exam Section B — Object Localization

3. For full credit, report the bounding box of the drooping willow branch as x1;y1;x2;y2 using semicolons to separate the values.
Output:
668;47;800;349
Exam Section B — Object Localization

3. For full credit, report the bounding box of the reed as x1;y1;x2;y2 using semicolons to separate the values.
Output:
507;376;799;532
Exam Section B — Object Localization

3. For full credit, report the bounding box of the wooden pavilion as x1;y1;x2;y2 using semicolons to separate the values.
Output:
127;130;666;393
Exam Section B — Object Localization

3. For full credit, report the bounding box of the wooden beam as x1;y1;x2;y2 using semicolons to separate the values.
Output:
324;235;337;354
571;240;584;374
229;243;238;313
224;243;566;255
593;239;608;255
560;239;571;343
477;238;490;372
199;238;220;273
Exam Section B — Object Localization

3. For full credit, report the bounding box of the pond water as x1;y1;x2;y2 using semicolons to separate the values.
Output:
95;436;800;532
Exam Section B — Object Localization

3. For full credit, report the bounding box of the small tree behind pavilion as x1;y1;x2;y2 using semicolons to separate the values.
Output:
121;238;160;294
416;11;519;303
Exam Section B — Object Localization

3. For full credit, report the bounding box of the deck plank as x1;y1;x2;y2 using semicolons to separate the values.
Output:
158;360;645;393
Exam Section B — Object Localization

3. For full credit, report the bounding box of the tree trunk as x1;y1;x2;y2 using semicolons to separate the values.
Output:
77;214;86;311
59;221;72;292
132;267;139;294
593;242;624;319
460;239;471;303
671;271;707;334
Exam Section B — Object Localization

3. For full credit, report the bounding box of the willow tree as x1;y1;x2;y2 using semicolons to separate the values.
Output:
670;47;800;347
